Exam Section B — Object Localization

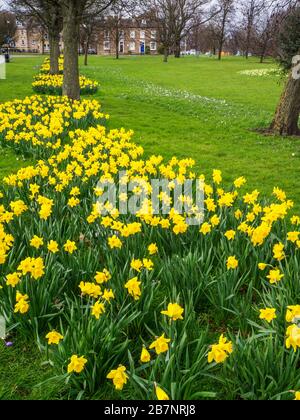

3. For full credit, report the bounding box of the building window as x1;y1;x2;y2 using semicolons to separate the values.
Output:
104;30;110;39
119;30;124;39
151;30;157;39
119;40;124;53
130;30;135;39
150;42;157;51
140;31;145;39
142;19;147;25
104;41;110;50
21;40;25;46
129;41;136;52
32;41;36;45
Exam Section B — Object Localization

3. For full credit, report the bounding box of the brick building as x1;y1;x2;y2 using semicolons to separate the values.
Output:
14;23;64;53
97;18;159;56
12;17;159;56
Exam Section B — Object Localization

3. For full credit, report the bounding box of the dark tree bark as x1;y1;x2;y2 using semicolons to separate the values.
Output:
49;32;60;74
174;39;181;58
240;0;266;60
270;73;300;136
214;0;234;60
41;30;45;54
84;39;89;65
11;1;62;74
218;35;224;59
258;36;269;63
60;0;114;99
80;20;98;67
217;11;226;60
0;12;17;46
62;2;80;100
163;46;169;62
245;26;252;59
115;31;119;59
260;50;266;63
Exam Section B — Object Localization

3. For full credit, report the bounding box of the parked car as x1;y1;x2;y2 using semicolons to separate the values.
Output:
184;49;197;56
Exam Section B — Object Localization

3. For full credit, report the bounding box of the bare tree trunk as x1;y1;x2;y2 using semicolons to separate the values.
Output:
62;5;80;100
260;47;265;63
41;33;45;55
218;41;223;60
163;46;169;62
218;6;229;62
245;28;251;59
218;27;225;60
174;39;181;58
259;38;268;63
84;40;89;66
49;32;60;74
115;32;119;59
270;73;300;136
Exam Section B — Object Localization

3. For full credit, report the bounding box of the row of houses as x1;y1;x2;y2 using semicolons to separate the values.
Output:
13;18;160;56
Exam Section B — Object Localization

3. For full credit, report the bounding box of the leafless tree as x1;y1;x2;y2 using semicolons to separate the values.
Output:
252;2;281;63
205;23;220;55
102;0;137;60
213;0;235;60
33;17;48;53
249;0;294;63
0;10;17;46
171;0;216;58
226;27;244;55
239;0;266;59
80;0;132;66
141;0;177;62
11;0;62;73
143;0;217;59
80;17;100;65
11;0;114;97
24;15;47;54
80;22;98;64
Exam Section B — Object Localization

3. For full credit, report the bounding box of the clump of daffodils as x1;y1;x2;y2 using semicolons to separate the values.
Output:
0;69;300;401
0;95;106;155
40;55;64;74
37;55;98;95
285;305;300;353
32;74;99;95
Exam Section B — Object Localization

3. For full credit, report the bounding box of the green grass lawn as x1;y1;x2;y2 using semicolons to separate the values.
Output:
0;340;63;400
1;54;299;212
0;54;300;400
